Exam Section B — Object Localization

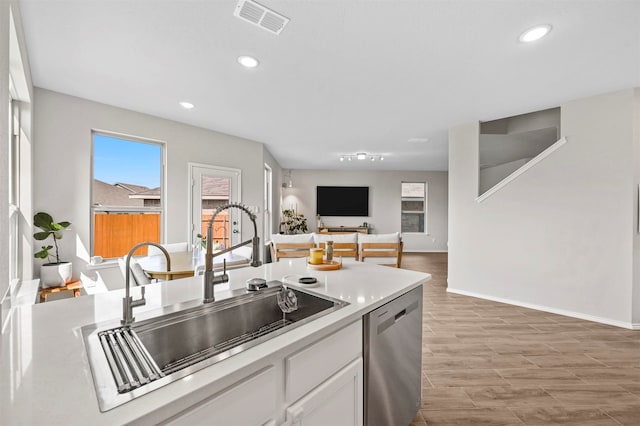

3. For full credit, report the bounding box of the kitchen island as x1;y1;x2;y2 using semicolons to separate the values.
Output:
1;258;429;425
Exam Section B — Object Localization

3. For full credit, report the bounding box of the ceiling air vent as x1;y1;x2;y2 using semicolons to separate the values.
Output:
234;0;290;35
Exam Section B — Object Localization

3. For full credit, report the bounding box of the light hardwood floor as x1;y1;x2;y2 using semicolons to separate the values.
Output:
402;253;640;426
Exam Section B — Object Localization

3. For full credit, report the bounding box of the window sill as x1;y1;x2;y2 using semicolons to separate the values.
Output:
86;260;119;271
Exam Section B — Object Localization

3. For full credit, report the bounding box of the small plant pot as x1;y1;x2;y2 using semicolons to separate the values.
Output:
40;262;73;288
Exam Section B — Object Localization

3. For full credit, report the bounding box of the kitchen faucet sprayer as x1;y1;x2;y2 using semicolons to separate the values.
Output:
203;202;262;303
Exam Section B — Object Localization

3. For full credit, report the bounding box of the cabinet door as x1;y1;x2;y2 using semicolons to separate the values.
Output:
285;320;361;404
163;367;276;426
285;358;362;426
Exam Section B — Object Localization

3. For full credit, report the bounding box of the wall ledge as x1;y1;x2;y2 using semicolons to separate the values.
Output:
447;286;638;330
85;260;119;271
477;137;568;203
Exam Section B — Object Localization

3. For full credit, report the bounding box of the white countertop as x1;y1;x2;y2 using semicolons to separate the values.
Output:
0;259;429;425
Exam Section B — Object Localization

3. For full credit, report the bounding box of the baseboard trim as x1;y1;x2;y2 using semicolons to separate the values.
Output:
447;287;638;330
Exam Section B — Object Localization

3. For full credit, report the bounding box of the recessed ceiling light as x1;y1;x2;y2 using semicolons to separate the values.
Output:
179;101;194;109
519;24;552;43
238;55;259;68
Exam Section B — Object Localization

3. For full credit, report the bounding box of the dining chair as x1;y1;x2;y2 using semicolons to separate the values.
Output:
359;233;403;268
117;256;152;286
314;232;359;261
318;242;359;261
271;242;315;261
270;234;315;262
147;242;189;256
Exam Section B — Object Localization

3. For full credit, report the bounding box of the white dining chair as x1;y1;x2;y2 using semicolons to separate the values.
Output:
147;242;189;256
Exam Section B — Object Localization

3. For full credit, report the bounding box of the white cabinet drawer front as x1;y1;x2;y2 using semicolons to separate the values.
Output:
286;358;363;426
286;320;362;403
163;367;277;426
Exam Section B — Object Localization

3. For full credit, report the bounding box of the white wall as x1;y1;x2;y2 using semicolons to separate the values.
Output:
0;1;10;322
33;89;278;289
1;1;34;325
262;146;282;234
479;158;529;194
280;170;448;252
633;90;640;325
449;89;639;328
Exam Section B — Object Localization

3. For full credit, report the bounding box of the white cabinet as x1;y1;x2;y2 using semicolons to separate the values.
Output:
284;320;363;426
285;358;363;426
162;367;277;426
160;320;363;426
285;320;361;403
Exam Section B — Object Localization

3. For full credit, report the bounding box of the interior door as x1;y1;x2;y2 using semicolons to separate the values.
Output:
190;164;241;250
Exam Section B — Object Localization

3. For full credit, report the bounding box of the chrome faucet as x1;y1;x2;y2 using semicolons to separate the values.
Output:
121;242;171;326
203;203;262;303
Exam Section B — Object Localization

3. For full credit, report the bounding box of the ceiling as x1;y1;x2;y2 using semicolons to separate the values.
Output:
18;0;640;171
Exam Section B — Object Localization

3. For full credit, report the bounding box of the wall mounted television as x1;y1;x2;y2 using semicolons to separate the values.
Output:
316;186;369;217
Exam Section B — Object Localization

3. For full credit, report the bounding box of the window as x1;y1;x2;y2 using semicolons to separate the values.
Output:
401;182;427;233
8;79;19;283
264;164;272;239
92;132;164;258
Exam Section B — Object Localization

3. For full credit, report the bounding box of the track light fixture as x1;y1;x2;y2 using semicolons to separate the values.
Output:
339;153;385;163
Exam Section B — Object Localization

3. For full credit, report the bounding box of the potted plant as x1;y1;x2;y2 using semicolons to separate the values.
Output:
280;209;308;234
33;212;72;288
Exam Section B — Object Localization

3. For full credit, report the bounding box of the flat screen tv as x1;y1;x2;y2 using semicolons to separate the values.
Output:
316;186;369;217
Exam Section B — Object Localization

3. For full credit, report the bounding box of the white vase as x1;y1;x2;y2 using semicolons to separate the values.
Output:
40;262;73;288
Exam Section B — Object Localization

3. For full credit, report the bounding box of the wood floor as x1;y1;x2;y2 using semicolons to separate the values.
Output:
401;253;640;426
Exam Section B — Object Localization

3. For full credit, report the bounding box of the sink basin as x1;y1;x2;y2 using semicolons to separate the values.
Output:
81;282;348;412
135;284;338;375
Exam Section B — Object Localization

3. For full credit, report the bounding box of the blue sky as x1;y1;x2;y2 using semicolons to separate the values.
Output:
94;134;161;188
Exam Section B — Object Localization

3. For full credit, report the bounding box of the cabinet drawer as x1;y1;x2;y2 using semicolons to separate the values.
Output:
163;366;276;426
286;320;362;403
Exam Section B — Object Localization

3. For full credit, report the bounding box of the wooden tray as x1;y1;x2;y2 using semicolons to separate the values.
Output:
307;259;342;271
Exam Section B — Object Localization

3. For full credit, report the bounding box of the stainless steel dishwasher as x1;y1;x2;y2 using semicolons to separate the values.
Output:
364;285;423;426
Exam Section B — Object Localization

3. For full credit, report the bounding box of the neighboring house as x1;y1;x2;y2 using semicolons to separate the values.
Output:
93;178;229;209
92;179;160;208
128;186;161;207
201;176;230;210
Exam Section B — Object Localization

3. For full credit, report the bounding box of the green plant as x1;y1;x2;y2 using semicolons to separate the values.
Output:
281;209;308;234
33;212;71;264
196;234;222;250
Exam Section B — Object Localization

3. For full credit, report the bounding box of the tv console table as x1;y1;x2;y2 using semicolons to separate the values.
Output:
317;226;369;234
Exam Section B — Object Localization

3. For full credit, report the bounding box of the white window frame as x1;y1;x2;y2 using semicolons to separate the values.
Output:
264;164;273;240
8;78;20;283
187;163;242;249
400;181;427;234
90;130;166;258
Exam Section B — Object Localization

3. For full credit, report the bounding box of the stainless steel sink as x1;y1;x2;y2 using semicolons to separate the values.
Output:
81;282;347;412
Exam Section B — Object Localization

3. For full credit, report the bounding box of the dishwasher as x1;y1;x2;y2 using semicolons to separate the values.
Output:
364;285;423;426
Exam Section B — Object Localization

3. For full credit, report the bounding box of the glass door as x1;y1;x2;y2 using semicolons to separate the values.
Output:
190;164;241;251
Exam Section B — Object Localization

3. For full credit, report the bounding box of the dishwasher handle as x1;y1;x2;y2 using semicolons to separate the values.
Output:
394;309;407;322
375;300;419;335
